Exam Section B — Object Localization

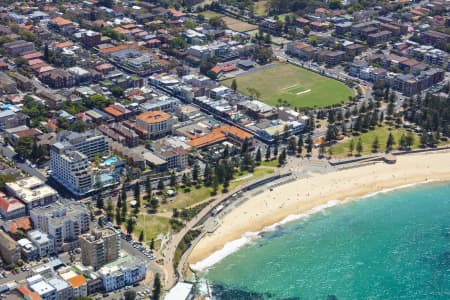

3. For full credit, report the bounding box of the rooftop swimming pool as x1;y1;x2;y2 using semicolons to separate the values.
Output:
101;156;118;166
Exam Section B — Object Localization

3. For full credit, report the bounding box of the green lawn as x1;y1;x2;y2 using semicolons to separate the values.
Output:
200;10;225;19
229;167;274;190
330;126;421;157
133;166;275;242
134;215;171;242
166;185;213;210
254;1;269;16
223;63;354;108
164;166;275;210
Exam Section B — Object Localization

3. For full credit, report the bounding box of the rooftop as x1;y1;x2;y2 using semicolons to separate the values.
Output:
137;111;172;124
66;274;87;288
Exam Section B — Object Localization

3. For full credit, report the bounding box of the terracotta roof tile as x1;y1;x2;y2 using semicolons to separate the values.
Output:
67;275;87;288
51;16;73;26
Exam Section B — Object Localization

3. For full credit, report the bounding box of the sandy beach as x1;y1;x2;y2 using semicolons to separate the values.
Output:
188;151;450;268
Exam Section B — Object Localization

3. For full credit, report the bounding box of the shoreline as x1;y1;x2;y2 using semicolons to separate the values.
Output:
187;151;450;271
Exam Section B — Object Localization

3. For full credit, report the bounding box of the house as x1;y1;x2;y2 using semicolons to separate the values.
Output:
310;21;328;32
0;193;26;220
49;17;77;34
103;105;131;121
295;17;310;28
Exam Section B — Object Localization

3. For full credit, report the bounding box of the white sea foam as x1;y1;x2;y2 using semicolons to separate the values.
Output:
190;231;260;271
191;179;448;272
190;200;341;271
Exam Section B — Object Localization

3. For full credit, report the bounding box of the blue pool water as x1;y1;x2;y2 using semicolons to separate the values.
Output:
102;156;118;166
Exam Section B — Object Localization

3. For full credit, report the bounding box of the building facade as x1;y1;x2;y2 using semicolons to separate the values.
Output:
30;202;90;252
80;228;120;270
136;111;174;139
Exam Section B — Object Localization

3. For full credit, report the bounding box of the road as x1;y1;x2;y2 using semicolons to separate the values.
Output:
160;171;289;289
0;144;47;181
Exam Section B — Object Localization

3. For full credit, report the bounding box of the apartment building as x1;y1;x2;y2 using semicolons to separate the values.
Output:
0;230;21;265
286;41;317;60
98;256;147;292
5;177;58;211
98;122;139;148
47;277;73;300
27;275;57;300
0;72;17;94
392;69;444;96
80;228;120;270
60;271;88;298
50;146;93;196
39;69;76;89
260;18;281;35
367;30;392;45
317;50;345;66
0;110;29;131
28;230;55;257
422;30;450;46
50;130;109;195
30;202;89;252
3;40;34;56
136;111;175;139
55;130;109;160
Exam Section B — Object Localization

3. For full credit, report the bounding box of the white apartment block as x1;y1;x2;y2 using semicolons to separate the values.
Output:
50;130;109;196
28;230;55;258
5;177;58;211
56;130;110;160
30;201;90;252
28;275;57;300
99;256;147;292
50;147;93;196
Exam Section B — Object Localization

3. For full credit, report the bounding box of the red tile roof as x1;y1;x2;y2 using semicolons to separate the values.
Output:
17;286;42;300
21;52;43;60
5;217;32;234
55;41;74;49
0;194;24;214
67;274;87;288
51;16;73;26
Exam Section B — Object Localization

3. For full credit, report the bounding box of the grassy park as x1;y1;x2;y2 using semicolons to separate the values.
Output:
329;126;421;157
223;63;354;108
133;166;275;244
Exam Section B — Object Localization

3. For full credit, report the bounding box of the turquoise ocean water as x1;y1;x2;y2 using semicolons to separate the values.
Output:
202;182;450;299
